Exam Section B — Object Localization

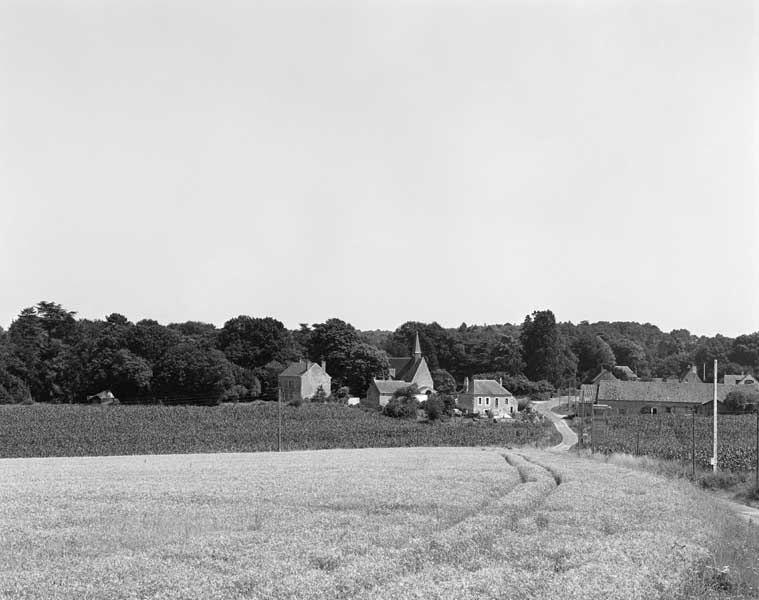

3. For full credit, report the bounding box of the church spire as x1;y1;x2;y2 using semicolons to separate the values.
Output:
413;331;422;359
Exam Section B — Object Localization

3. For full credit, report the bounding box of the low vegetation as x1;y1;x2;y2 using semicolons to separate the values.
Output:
0;447;741;599
588;451;759;598
0;403;556;458
577;413;759;472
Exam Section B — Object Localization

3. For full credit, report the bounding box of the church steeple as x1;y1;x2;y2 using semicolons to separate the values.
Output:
413;331;422;359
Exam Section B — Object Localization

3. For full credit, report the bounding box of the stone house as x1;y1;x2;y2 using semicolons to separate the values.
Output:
365;333;435;408
278;360;331;404
457;378;517;417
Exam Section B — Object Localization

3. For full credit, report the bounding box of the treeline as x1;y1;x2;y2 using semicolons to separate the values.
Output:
0;302;757;404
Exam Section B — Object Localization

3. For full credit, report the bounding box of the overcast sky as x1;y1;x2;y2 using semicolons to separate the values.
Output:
1;0;757;337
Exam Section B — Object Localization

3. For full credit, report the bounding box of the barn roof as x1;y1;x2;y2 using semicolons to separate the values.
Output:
597;380;736;404
372;380;413;395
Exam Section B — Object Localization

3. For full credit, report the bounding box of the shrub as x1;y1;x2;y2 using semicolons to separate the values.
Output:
725;389;759;413
310;385;328;403
698;470;744;490
383;385;420;418
424;396;445;422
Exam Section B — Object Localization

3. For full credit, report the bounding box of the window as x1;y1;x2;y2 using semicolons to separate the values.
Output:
495;398;499;407
478;397;482;405
485;397;490;405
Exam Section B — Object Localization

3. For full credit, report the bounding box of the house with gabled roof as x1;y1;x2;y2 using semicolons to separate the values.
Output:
724;373;757;386
365;332;434;408
278;360;331;404
457;378;517;417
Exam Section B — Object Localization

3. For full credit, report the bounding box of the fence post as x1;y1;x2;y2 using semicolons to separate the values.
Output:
691;408;696;479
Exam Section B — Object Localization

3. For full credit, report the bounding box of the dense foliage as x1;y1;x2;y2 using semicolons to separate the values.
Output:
1;301;757;403
0;403;554;458
587;414;759;472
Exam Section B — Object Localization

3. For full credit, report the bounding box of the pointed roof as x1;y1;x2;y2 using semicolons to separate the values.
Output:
680;365;702;384
413;331;422;358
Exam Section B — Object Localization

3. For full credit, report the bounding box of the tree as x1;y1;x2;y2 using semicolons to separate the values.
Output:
7;302;78;402
724;388;759;413
489;335;525;375
311;385;328;403
383;384;419;418
572;328;616;380
431;369;457;394
152;341;235;404
424;394;445;421
520;310;565;386
342;343;390;395
254;360;285;401
730;333;759;370
128;319;182;366
693;335;733;382
306;318;362;385
217;316;295;370
167;321;219;345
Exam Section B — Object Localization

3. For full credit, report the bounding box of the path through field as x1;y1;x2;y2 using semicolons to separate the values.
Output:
533;397;577;450
537;396;759;525
0;447;720;599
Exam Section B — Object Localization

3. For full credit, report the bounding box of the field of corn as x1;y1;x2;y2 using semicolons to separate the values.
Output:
584;414;759;472
0;447;738;599
0;403;554;458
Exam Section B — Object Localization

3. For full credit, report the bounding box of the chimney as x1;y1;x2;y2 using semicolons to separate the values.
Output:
499;376;503;387
464;376;469;393
321;360;326;372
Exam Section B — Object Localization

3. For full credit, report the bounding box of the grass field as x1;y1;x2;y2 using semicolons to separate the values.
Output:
0;403;555;458
0;447;741;599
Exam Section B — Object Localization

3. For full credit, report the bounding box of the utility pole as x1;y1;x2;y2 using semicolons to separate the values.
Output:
712;359;718;471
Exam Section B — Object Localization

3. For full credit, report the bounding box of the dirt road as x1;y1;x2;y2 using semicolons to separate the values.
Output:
532;396;578;451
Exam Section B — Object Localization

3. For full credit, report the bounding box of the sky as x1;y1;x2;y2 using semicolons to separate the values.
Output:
1;0;757;337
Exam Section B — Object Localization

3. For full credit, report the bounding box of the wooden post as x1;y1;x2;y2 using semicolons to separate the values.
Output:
713;359;718;471
278;388;282;452
691;408;696;478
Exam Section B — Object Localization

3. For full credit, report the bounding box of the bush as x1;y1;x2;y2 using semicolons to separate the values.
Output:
383;385;420;418
725;389;759;413
424;396;445;422
698;470;744;490
310;385;328;403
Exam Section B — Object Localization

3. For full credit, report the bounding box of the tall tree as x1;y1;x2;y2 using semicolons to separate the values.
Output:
217;316;295;369
342;343;390;395
520;310;565;386
306;318;361;383
153;341;235;404
730;333;759;370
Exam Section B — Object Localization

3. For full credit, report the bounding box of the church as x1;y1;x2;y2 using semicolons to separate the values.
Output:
364;332;435;408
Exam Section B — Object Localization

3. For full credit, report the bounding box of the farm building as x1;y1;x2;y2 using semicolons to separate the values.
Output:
594;379;742;415
724;373;757;385
278;360;332;404
364;332;435;408
457;378;517;417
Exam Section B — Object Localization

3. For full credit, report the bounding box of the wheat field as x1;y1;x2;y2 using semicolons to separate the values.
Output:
0;447;720;599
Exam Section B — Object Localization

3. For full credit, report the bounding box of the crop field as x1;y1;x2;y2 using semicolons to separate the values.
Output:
585;414;759;472
0;447;733;600
0;403;554;458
